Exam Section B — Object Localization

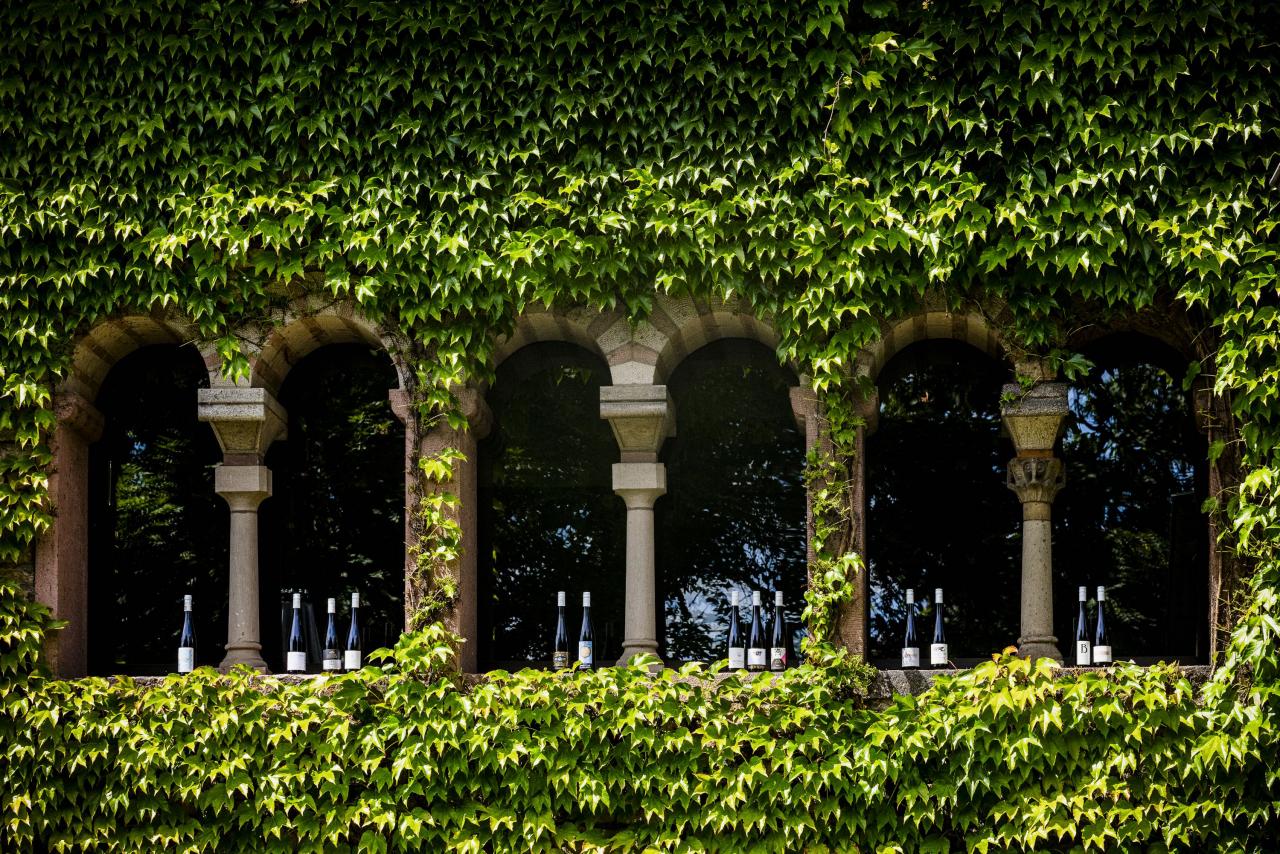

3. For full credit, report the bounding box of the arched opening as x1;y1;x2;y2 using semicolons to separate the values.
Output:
866;339;1019;665
1055;334;1209;663
258;344;403;671
87;345;226;675
655;339;806;664
477;342;625;670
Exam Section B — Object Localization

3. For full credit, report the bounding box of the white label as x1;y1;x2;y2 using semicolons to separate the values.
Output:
770;647;787;670
728;647;745;669
177;648;194;673
930;644;948;666
344;650;362;670
1092;645;1112;665
322;654;342;672
578;642;593;667
1075;641;1091;666
747;648;767;668
901;647;920;668
287;651;307;672
553;651;569;669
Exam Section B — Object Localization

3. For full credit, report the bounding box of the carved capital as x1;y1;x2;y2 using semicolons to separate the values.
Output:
1007;456;1065;505
600;384;674;459
198;387;287;462
457;387;493;440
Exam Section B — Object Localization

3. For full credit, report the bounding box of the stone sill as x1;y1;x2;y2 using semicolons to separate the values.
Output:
101;664;1216;701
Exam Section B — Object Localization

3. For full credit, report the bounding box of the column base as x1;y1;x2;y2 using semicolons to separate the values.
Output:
1017;635;1063;663
619;638;662;670
219;643;269;673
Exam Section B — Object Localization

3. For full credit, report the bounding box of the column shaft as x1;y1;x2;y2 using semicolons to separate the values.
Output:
216;465;271;672
613;462;666;665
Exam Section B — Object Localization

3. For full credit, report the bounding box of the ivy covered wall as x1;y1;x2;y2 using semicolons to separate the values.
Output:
2;0;1279;848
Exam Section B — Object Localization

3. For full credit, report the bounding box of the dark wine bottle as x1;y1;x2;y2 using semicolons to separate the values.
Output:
344;591;362;670
287;592;306;673
177;594;196;674
770;590;788;672
1092;585;1111;666
1074;586;1091;666
929;587;947;667
726;590;745;670
901;588;919;669
577;591;594;670
322;597;341;672
553;591;569;669
747;591;767;672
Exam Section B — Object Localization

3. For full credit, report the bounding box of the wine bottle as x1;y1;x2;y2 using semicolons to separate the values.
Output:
344;591;362;670
929;588;947;667
727;590;745;670
1092;585;1111;665
901;588;920;669
1074;586;1091;666
577;591;594;670
287;592;306;673
553;591;569;669
747;591;767;672
177;594;196;674
770;590;788;672
322;598;341;672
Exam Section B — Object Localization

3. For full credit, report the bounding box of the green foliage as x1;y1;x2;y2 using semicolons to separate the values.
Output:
1;0;1280;848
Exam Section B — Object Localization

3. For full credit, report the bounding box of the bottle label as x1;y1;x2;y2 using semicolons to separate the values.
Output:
287;651;307;672
322;652;341;672
747;648;767;668
552;651;569;670
344;650;362;670
1075;641;1091;666
728;647;745;669
578;642;593;668
177;648;194;673
1092;645;1112;665
929;644;948;667
901;647;920;668
770;647;787;671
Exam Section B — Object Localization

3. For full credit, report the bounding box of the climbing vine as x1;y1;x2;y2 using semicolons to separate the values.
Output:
2;0;1280;848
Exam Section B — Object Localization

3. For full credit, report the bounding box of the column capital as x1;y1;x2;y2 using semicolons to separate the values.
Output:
214;464;272;511
612;461;666;509
198;387;287;464
457;387;493;440
53;391;104;443
1000;382;1069;455
600;384;674;460
1007;456;1065;508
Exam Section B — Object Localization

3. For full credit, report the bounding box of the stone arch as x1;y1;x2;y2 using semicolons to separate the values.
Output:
491;307;618;377
60;314;208;402
648;295;787;386
243;301;409;396
856;309;1007;385
41;312;214;677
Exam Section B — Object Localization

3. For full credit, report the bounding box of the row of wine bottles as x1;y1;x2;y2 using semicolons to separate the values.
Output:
1073;585;1112;666
900;588;947;668
726;590;790;672
897;585;1117;668
553;591;595;669
176;592;365;674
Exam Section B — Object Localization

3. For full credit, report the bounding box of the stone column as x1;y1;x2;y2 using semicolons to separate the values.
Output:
600;384;674;665
613;462;666;663
198;387;286;672
35;391;104;677
1001;382;1069;662
215;464;272;671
